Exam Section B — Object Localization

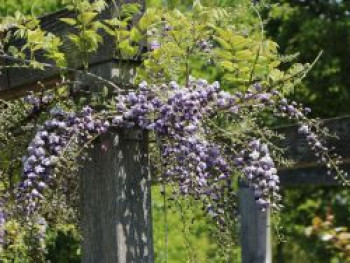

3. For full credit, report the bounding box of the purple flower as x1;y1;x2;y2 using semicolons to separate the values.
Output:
149;40;160;51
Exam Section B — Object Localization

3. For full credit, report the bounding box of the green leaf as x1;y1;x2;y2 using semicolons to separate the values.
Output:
215;49;234;60
269;69;284;82
214;36;231;50
235;50;253;60
138;8;157;31
57;86;68;96
68;34;80;46
119;39;137;57
78;12;98;25
91;0;107;12
231;35;249;49
102;86;108;98
60;18;77;26
130;27;142;42
220;61;236;72
120;3;141;18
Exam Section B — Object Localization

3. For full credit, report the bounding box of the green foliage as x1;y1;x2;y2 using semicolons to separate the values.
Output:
1;12;66;67
45;224;81;263
99;3;143;59
263;1;350;261
274;187;350;263
266;0;350;117
137;1;310;97
305;213;350;262
60;0;108;68
152;186;240;262
0;220;30;262
0;0;65;16
0;217;48;263
0;99;34;198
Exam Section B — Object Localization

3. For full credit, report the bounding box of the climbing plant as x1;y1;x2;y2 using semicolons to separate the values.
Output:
0;0;348;261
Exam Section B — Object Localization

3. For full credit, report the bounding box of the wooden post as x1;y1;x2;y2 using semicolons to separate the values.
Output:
239;184;271;263
76;1;152;261
0;0;153;261
80;130;153;262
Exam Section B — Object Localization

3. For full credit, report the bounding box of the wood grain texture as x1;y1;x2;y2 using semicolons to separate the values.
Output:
239;184;271;263
80;130;153;263
76;1;152;259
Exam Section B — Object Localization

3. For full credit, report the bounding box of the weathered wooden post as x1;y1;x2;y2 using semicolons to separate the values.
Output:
78;62;153;262
76;1;154;261
0;0;154;261
80;128;153;262
239;183;271;263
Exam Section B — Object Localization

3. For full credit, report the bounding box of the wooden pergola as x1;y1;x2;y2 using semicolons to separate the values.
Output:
1;1;349;262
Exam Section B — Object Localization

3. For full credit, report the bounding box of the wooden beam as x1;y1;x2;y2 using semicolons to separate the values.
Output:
0;76;68;100
0;0;144;94
277;116;350;187
279;163;350;187
0;57;9;91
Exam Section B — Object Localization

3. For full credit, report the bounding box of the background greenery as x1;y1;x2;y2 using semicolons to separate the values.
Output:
265;1;350;262
1;0;350;262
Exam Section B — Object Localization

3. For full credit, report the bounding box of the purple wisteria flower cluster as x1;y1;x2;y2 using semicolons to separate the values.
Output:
235;139;280;211
18;106;109;214
18;78;347;224
112;79;281;219
0;201;5;247
23;92;54;115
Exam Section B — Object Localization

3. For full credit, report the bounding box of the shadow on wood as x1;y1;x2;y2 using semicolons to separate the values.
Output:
80;130;153;263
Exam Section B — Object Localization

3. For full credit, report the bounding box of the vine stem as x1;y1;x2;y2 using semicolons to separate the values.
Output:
249;3;264;84
0;53;124;92
270;50;323;89
163;185;168;263
160;151;168;263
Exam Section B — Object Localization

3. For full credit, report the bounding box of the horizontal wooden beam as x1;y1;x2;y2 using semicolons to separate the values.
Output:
277;116;350;187
0;76;69;100
279;162;350;187
0;3;144;96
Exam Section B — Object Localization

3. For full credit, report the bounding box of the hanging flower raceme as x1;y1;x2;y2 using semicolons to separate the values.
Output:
235;139;280;211
18;105;110;215
0;201;5;247
18;79;347;223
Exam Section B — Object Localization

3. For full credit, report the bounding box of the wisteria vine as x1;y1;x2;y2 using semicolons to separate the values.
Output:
14;78;348;228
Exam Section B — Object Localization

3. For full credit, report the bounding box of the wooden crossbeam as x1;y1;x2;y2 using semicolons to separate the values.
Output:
0;2;143;97
277;116;350;187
